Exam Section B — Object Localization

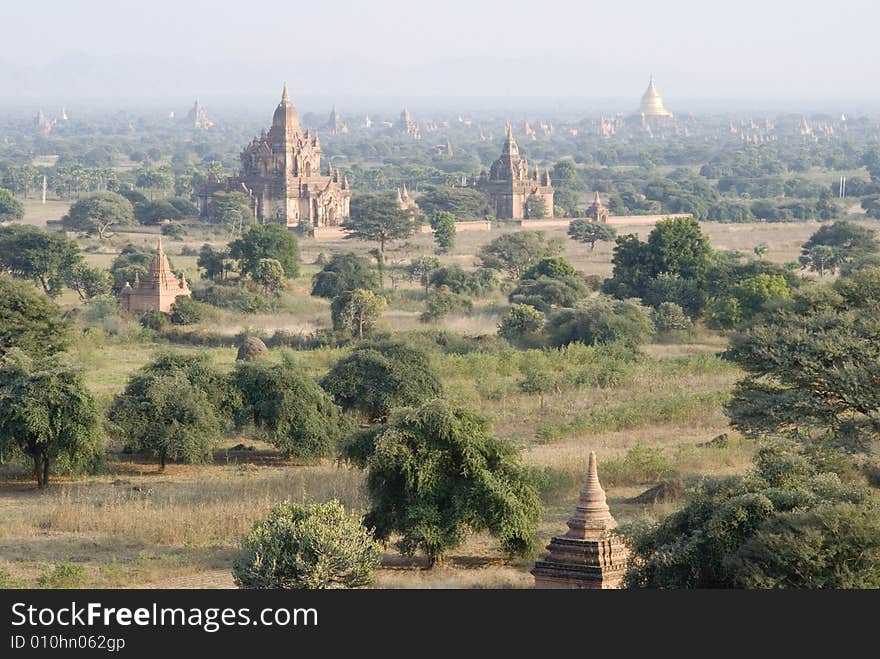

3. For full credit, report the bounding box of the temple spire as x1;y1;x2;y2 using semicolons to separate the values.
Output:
565;451;617;539
532;450;629;588
282;82;290;104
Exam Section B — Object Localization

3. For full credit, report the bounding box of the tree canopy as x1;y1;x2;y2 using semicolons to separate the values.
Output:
229;223;300;279
0;350;101;488
478;231;562;279
311;252;378;298
726;268;880;452
343;399;541;565
62;191;134;239
0;276;71;357
0;188;25;222
107;353;231;469
621;443;880;588
0;224;82;296
568;219;617;250
321;340;442;422
231;356;352;460
343;192;416;254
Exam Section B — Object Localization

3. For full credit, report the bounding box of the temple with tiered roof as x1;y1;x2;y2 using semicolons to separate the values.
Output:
119;239;191;313
199;84;351;228
475;124;554;220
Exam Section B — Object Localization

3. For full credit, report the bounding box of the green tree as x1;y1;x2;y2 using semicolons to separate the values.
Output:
253;258;286;294
134;200;182;225
231;357;352;459
197;244;230;282
342;193;416;288
311;252;378;298
66;263;112;301
551;159;577;186
330;289;387;339
207;191;253;232
603;217;714;305
407;255;441;294
109;244;155;293
799;220;878;275
707;273;792;329
524;195;547;219
135;164;173;199
343;399;541;566
233;500;382;589
0;350;101;488
726;269;880;451
429;266;497;296
498;304;546;347
621;443;880;588
479;231;562;279
0;276;71;357
415;186;491;219
429;210;456;254
230;223;300;279
568;219;617;250
321;340;442;422
107;353;230;469
0;224;81;296
651;302;692;333
0;188;25;222
169;297;205;325
508;256;587;313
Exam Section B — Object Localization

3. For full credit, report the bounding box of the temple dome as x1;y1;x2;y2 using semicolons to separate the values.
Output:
272;82;301;131
639;76;673;117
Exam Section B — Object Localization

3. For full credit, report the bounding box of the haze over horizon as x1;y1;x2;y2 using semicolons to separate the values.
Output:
2;0;878;114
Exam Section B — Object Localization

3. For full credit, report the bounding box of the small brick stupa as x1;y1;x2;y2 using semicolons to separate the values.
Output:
585;191;610;223
532;451;629;589
119;239;191;313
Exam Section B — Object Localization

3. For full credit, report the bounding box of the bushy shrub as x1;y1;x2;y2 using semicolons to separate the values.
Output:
498;304;546;347
651;302;692;333
170;297;205;325
420;286;472;322
233;500;382;589
192;283;274;313
547;298;653;349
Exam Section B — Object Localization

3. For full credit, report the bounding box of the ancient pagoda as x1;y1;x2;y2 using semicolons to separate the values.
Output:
199;83;351;228
119;239;191;313
639;76;673;118
532;451;629;589
585;191;610;223
475;124;554;220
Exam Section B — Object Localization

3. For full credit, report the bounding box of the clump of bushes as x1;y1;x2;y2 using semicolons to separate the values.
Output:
233;501;382;589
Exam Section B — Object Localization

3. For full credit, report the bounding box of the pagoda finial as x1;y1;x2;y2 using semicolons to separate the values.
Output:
565;451;617;539
282;82;290;104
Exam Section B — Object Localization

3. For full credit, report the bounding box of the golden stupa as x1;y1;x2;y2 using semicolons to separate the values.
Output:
639;75;673;118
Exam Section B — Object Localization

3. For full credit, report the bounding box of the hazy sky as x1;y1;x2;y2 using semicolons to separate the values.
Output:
3;0;879;110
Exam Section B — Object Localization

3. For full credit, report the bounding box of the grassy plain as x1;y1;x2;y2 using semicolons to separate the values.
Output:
2;217;878;588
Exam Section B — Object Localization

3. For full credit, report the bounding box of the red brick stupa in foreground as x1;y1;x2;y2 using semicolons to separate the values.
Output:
532;451;629;589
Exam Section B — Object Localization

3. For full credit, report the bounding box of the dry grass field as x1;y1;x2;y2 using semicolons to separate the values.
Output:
2;217;876;589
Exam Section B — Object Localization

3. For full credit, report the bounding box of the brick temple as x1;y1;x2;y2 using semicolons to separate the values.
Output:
200;83;350;229
118;239;191;314
475;124;554;220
